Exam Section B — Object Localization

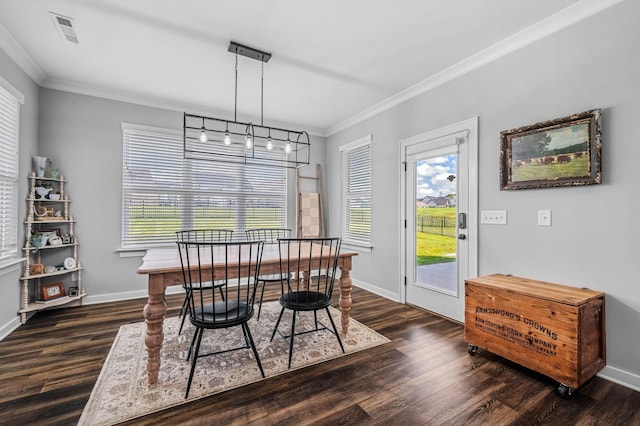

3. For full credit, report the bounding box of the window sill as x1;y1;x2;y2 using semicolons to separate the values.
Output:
0;257;26;277
341;242;373;253
116;244;174;258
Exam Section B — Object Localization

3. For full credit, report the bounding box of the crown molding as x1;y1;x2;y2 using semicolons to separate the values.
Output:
0;22;46;84
326;0;625;136
41;77;326;137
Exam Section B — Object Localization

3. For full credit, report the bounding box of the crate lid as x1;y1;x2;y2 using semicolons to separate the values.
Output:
465;274;604;306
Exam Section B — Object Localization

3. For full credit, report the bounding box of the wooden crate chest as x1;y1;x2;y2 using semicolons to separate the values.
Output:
465;274;605;391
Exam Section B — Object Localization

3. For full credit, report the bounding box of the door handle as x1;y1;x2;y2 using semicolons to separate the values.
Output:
458;233;466;240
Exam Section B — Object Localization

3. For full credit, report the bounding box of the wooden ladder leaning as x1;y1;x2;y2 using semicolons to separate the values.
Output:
296;164;324;238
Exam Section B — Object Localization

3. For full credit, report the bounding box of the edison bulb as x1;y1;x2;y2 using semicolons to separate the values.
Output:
245;134;253;149
285;142;292;154
199;128;208;143
224;131;231;145
266;137;273;151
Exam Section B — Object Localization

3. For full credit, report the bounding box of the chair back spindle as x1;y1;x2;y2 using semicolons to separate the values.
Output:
175;229;235;335
244;228;292;320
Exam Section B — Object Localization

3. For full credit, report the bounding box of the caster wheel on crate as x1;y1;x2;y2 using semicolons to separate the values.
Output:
467;344;479;356
557;384;575;398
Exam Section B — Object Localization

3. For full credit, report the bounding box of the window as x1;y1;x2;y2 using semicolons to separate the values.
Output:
340;135;372;248
0;80;22;263
121;123;288;248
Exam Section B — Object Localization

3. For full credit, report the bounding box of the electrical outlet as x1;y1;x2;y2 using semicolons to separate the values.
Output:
481;210;507;225
538;210;552;226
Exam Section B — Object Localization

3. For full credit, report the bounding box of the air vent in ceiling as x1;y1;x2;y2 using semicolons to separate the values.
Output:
49;12;79;44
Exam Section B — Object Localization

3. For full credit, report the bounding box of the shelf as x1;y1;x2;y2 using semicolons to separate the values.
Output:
18;292;86;314
26;219;74;224
29;198;70;203
33;176;66;183
21;171;83;324
21;266;82;280
23;242;78;252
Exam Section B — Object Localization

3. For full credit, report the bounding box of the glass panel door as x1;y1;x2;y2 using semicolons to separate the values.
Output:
415;154;458;295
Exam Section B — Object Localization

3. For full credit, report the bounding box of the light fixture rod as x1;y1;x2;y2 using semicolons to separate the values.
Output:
228;41;271;63
234;54;238;122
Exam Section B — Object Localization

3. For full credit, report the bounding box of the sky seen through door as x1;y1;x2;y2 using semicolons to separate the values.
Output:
416;156;456;198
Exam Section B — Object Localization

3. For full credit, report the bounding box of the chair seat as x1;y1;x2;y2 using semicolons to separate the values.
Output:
280;291;332;311
191;301;253;328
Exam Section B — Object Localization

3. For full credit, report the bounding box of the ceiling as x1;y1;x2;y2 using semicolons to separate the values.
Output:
0;0;597;134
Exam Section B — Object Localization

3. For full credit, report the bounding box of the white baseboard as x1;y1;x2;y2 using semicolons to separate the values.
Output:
0;316;21;341
352;278;400;302
83;286;185;305
598;365;640;392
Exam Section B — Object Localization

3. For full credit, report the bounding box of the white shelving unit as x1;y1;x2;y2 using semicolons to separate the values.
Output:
19;172;85;323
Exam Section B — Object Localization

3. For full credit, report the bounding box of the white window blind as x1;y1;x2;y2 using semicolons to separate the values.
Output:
0;83;20;262
340;135;372;248
121;123;287;248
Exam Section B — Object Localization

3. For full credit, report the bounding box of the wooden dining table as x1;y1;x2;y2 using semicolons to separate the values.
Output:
137;244;358;385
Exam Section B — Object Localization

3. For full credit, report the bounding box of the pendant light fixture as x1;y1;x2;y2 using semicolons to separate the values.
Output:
183;41;310;168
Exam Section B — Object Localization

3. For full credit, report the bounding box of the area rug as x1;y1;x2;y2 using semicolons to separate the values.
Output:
79;301;390;425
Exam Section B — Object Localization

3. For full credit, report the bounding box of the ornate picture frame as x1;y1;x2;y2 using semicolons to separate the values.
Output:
500;109;602;190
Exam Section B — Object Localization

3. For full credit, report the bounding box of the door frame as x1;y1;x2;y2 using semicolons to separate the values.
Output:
399;117;479;322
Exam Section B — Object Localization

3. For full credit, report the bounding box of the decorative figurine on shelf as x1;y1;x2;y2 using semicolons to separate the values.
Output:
33;206;55;220
32;156;47;178
44;158;61;179
48;168;60;179
29;263;44;275
30;234;44;248
34;181;52;199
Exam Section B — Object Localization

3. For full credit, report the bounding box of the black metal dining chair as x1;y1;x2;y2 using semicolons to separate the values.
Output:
270;237;344;368
244;228;292;319
177;239;265;399
175;229;234;335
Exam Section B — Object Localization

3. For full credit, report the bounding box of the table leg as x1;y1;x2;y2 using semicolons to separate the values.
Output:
338;267;353;336
144;275;167;385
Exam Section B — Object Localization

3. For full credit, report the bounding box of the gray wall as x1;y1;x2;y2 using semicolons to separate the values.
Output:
37;89;325;302
0;47;39;336
325;1;639;387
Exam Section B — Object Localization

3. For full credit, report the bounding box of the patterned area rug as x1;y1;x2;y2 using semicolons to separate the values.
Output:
79;301;390;425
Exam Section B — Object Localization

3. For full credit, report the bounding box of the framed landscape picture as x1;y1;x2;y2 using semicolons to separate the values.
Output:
499;109;602;190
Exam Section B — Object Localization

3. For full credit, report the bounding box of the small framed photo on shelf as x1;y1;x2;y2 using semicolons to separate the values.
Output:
39;228;61;237
41;282;66;301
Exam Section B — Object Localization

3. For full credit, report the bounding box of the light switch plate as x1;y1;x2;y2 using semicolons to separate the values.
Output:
538;210;552;226
481;210;507;225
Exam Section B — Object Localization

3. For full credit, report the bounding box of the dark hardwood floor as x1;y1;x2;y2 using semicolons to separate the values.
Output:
0;286;638;425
